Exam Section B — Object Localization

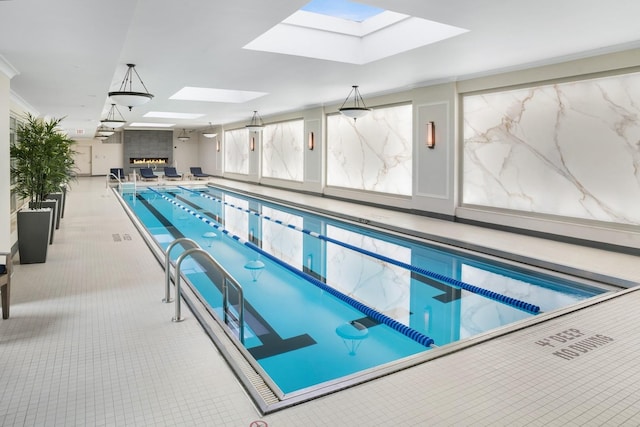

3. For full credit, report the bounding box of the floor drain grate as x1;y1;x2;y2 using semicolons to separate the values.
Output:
112;233;133;242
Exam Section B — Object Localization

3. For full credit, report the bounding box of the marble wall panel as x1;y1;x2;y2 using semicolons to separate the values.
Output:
224;128;249;175
463;72;640;225
262;120;304;182
327;104;412;196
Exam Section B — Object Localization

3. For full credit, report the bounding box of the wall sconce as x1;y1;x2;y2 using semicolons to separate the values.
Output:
250;136;255;151
426;121;435;149
216;140;220;152
308;131;315;150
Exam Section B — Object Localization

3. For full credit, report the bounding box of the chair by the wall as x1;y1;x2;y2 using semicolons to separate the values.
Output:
163;167;182;180
0;252;12;319
190;167;210;179
109;168;126;181
139;168;159;181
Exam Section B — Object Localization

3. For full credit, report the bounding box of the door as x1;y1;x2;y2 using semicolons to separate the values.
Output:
75;145;92;176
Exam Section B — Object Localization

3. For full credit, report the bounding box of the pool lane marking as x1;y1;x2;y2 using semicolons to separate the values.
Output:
149;187;436;348
179;186;541;315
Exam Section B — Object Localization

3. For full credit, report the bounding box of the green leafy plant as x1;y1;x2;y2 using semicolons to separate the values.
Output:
10;114;77;209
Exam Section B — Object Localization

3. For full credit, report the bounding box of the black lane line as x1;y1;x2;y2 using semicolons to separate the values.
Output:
139;193;316;359
411;271;462;303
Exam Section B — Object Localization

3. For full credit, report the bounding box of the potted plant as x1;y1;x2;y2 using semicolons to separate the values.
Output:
10;114;76;263
46;124;77;228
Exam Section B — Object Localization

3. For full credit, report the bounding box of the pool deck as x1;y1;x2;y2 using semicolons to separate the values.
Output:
1;176;639;426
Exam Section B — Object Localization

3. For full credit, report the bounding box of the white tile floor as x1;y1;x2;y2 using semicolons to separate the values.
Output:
1;176;639;426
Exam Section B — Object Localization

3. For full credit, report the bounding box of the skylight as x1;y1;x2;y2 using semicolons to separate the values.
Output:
170;87;268;103
128;122;175;128
144;112;204;119
244;1;468;64
301;0;384;22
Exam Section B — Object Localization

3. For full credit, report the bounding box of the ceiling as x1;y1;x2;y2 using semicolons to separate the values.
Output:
1;0;640;139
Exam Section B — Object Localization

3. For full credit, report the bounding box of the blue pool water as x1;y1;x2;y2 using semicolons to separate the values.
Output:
121;185;606;394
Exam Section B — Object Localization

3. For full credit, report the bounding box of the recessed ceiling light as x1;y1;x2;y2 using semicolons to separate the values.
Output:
170;87;268;103
144;111;205;119
128;122;175;128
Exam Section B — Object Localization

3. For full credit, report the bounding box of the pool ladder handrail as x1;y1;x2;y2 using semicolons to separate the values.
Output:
106;172;137;194
164;238;199;303
105;172;122;189
165;238;246;344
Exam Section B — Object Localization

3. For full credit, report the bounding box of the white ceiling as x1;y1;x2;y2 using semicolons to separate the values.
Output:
1;0;640;138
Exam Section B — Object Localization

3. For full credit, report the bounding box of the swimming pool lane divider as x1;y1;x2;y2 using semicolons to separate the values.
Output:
147;187;436;348
178;186;542;315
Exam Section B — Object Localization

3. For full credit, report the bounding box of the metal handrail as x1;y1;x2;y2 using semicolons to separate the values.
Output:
164;238;199;303
105;172;122;189
165;239;246;343
222;275;245;344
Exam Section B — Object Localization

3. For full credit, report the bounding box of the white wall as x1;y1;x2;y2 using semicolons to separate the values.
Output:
75;135;124;176
0;66;11;253
171;130;200;175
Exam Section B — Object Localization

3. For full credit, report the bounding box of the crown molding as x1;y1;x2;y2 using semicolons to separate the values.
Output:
0;54;19;79
10;90;39;116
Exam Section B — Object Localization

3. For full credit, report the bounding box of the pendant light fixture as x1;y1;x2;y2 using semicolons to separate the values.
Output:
96;125;115;137
245;110;264;131
339;85;371;121
100;103;127;128
202;122;217;138
177;128;190;142
108;63;154;110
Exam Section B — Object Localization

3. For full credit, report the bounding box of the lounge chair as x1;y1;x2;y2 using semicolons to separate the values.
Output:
0;252;12;319
139;167;159;181
109;168;126;181
163;167;182;180
190;167;211;179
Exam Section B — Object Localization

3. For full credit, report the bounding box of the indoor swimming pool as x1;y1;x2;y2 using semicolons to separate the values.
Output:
118;184;610;402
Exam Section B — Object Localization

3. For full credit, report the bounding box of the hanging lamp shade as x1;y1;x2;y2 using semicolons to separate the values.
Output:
100;103;127;128
177;128;190;141
202;122;217;138
96;125;115;137
108;64;154;110
245;110;264;131
339;85;371;120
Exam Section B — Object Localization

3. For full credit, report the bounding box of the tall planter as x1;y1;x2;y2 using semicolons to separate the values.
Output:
30;199;58;244
10;114;76;263
17;209;53;264
46;192;63;229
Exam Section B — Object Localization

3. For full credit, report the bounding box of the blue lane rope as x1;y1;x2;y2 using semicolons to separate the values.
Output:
179;186;541;315
147;187;436;348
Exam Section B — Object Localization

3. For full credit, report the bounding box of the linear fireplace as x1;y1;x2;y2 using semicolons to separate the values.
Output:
129;157;169;166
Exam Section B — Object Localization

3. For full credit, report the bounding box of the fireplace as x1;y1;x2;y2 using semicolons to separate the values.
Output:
123;130;173;174
129;157;169;167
